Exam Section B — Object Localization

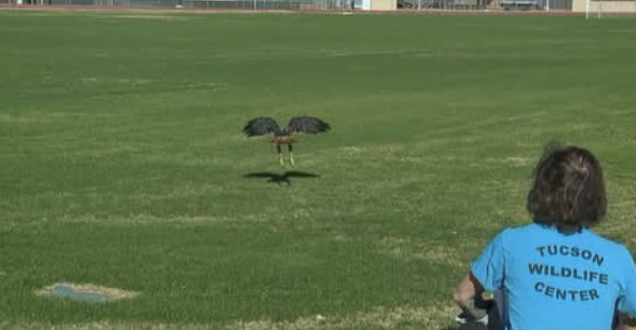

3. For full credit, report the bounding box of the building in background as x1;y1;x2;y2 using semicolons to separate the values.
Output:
572;0;636;13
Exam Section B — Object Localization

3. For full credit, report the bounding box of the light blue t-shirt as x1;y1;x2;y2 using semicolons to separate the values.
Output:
471;223;636;330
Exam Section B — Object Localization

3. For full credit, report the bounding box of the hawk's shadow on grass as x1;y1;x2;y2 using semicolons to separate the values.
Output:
244;171;320;186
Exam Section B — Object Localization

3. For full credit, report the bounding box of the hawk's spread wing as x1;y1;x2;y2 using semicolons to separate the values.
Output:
287;116;331;134
243;117;280;137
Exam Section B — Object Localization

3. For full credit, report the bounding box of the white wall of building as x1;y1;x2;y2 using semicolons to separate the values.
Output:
572;0;636;12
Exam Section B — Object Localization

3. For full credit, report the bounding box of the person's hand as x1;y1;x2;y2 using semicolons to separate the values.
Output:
618;312;636;330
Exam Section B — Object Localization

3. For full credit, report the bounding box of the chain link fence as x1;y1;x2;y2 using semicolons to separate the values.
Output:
1;0;353;9
1;0;572;11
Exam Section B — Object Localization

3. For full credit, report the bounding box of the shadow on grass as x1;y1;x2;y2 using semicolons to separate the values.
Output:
244;171;320;186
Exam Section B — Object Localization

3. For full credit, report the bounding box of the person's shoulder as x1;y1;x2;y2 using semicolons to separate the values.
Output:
488;223;540;248
499;223;541;238
587;229;629;248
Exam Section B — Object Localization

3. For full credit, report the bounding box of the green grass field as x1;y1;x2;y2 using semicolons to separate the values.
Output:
1;9;636;329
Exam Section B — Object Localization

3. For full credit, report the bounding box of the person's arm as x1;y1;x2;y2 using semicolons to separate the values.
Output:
617;312;636;330
454;230;506;320
617;246;636;330
453;272;486;320
453;272;484;309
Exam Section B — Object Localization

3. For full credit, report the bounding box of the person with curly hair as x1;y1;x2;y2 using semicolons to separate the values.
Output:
453;144;636;330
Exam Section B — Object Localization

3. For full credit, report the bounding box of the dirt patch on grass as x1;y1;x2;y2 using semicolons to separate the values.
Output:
500;156;532;167
226;304;457;330
4;304;457;329
79;77;157;85
35;282;139;302
320;49;420;58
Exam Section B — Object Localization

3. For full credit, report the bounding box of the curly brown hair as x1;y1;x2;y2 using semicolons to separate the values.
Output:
527;144;607;232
